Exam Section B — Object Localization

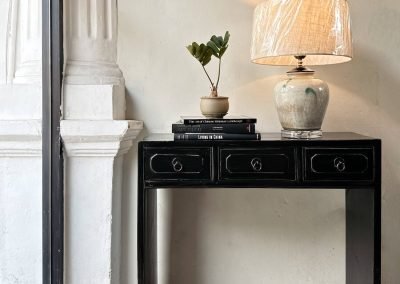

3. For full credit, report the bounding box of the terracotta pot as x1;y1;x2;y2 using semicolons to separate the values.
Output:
200;96;229;118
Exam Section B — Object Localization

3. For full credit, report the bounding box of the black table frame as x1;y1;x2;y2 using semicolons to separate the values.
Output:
137;133;381;284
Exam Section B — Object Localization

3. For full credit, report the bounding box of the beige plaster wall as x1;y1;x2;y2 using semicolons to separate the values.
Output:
118;0;400;283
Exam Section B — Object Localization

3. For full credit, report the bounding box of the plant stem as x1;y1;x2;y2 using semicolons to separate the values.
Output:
202;65;215;89
216;58;221;88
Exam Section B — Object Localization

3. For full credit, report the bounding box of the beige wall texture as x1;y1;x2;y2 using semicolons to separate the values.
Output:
118;0;400;283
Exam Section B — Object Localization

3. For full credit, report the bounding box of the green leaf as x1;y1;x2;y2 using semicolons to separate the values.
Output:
207;41;219;57
197;45;206;61
217;36;224;46
211;35;222;48
199;47;207;64
186;45;194;56
192;42;199;55
223;31;230;46
198;48;204;60
201;48;213;66
219;46;228;57
194;42;202;58
187;32;230;65
201;44;208;56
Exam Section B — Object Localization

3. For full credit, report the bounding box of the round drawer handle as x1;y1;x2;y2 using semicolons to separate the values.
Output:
334;157;346;172
251;158;263;172
172;158;183;172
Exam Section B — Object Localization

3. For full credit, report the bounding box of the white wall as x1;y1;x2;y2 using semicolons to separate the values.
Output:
119;0;400;283
0;156;42;283
0;0;42;282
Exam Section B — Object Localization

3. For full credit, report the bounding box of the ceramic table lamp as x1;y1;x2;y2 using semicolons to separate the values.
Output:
251;0;353;138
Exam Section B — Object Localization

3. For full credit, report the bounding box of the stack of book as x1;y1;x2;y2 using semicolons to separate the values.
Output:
172;116;260;140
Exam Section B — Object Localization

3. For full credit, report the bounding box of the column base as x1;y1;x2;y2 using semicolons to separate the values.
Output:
63;84;126;120
64;61;124;86
61;120;143;283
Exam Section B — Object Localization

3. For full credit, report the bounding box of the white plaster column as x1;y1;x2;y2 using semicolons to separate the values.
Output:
11;0;42;84
0;0;42;120
0;1;43;283
62;1;143;282
0;121;42;283
61;120;142;283
65;0;121;84
64;0;125;120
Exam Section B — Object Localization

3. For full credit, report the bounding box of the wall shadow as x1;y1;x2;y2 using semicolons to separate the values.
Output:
320;44;400;127
166;188;206;284
166;188;345;284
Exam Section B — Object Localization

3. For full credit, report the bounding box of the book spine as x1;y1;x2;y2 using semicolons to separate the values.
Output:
172;123;255;134
183;118;257;124
174;133;261;141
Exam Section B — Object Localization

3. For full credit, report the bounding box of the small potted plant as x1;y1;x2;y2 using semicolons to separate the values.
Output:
187;31;230;118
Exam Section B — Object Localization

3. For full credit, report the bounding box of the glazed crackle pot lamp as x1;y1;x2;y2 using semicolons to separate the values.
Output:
251;0;353;138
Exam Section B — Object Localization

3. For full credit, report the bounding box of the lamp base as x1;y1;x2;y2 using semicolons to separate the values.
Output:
274;70;329;139
281;129;322;139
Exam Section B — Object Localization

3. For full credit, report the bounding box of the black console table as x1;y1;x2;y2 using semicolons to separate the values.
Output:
138;133;381;284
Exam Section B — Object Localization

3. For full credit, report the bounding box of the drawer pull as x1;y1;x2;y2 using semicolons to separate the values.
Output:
334;157;346;172
171;158;183;172
251;158;263;172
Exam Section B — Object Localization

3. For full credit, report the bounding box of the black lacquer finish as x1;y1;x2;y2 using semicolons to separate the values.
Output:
138;133;381;284
42;0;64;283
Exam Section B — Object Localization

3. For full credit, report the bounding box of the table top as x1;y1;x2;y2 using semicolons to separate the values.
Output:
142;132;380;142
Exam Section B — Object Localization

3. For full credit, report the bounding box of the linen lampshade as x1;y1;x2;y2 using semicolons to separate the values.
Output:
251;0;353;66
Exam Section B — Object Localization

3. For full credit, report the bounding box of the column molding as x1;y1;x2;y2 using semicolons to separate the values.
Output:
61;120;143;157
0;120;41;157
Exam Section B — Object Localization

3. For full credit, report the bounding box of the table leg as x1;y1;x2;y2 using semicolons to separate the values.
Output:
138;185;158;284
346;186;381;284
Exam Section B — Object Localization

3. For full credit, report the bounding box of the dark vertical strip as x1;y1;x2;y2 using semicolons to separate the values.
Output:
374;141;382;282
42;0;64;283
346;187;376;284
137;142;144;283
146;188;158;284
42;0;51;281
137;143;158;284
51;0;64;282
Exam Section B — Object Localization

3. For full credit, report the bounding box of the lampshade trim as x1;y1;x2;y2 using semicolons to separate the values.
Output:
251;53;352;66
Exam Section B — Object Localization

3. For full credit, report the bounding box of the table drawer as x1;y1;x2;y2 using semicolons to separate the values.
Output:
144;147;212;181
304;147;374;181
219;147;296;181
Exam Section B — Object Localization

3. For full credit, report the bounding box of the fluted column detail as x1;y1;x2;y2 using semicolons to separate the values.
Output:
65;0;123;85
8;0;42;84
